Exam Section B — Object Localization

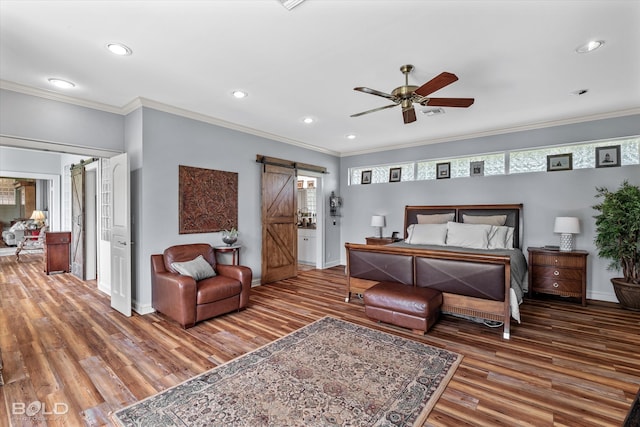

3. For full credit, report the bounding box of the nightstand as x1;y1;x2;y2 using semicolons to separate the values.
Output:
527;247;588;306
365;237;401;245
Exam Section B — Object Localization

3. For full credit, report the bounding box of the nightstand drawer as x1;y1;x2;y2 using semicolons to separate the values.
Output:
531;266;584;281
532;277;582;294
530;253;585;268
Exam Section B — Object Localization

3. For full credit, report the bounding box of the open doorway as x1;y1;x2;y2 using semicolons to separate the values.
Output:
297;173;323;270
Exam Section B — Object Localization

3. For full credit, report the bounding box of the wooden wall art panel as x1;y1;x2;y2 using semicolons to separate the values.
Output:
179;165;238;234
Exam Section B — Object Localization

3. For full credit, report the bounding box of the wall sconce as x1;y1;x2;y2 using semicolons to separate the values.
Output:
329;191;342;217
554;217;580;251
370;215;386;238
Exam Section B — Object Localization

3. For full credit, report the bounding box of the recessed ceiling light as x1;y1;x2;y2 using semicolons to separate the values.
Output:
232;90;248;99
48;78;75;89
302;117;314;124
571;89;589;96
575;40;604;54
107;43;132;56
345;134;357;140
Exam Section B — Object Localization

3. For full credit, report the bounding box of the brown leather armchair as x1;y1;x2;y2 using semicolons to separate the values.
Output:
151;243;252;328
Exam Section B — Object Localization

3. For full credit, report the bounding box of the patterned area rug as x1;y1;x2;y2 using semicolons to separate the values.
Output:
113;316;462;427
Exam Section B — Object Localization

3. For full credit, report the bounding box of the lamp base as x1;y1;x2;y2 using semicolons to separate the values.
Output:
559;233;574;251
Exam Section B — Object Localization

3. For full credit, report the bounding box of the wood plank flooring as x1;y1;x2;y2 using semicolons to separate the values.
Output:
1;253;639;426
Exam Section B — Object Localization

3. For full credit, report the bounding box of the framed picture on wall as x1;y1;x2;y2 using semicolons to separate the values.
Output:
297;180;304;189
595;145;621;168
436;162;451;179
547;153;573;172
361;170;372;184
389;167;401;182
470;161;484;177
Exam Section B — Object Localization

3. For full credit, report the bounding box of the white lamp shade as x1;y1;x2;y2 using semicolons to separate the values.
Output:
370;215;385;227
553;217;580;234
30;210;46;222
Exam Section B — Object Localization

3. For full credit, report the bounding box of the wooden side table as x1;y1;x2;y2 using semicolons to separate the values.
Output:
44;231;71;274
213;245;241;265
527;247;588;306
365;237;401;246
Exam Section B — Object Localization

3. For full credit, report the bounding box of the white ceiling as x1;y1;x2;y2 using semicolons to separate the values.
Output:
1;1;639;156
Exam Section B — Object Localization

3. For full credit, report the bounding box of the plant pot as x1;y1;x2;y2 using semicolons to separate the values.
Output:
611;278;640;311
222;235;237;246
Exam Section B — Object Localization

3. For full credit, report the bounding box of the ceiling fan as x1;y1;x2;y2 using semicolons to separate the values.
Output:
351;64;474;124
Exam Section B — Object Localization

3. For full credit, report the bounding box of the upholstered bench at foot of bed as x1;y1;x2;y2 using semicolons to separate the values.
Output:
363;281;443;335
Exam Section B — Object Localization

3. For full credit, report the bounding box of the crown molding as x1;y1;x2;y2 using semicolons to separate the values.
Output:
1;80;340;157
0;80;123;114
2;79;637;158
132;97;341;157
339;107;640;157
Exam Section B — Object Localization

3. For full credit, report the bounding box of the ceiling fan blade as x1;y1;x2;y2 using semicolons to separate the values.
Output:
402;105;416;124
422;97;475;108
414;72;458;96
351;103;398;117
354;87;396;100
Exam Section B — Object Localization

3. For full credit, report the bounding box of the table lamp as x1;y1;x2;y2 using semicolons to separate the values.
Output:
370;215;385;238
553;217;580;251
30;210;46;227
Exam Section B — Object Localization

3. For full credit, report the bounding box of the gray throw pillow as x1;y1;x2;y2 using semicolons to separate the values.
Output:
171;255;216;280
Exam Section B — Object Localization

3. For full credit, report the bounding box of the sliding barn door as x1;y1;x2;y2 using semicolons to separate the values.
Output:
70;165;85;279
261;164;297;284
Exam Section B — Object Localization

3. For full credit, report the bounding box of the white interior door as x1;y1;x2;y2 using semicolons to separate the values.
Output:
110;153;131;316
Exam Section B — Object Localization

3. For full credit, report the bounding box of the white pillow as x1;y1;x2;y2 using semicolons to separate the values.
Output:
417;213;455;224
463;214;507;226
488;225;515;249
406;223;448;245
171;255;216;280
446;222;491;249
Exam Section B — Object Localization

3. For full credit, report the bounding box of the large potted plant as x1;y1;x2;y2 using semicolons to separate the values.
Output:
593;180;640;310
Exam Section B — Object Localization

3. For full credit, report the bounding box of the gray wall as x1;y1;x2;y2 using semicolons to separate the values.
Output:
3;88;639;306
130;107;340;313
339;114;640;302
0;89;124;152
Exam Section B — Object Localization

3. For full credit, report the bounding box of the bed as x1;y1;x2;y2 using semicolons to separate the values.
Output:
344;204;527;339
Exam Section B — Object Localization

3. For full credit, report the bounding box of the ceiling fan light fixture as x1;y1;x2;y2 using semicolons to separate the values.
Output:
107;43;132;56
575;40;604;53
48;78;75;89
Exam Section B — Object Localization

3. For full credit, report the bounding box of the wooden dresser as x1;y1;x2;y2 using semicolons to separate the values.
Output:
527;247;588;306
44;231;71;275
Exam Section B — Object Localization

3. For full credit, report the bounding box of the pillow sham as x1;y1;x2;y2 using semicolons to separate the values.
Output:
446;222;492;249
488;225;515;249
171;255;216;280
406;223;448;245
417;213;455;224
463;214;507;226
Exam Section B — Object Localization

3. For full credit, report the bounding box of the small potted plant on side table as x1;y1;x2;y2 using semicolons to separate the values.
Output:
593;180;640;310
222;227;238;246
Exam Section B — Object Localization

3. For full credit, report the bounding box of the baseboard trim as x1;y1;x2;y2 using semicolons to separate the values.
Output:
587;290;618;303
133;301;155;315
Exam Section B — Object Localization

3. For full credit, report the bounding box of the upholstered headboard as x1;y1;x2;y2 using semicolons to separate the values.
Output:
404;204;523;249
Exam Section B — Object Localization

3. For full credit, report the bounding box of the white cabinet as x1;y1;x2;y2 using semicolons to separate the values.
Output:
298;228;316;265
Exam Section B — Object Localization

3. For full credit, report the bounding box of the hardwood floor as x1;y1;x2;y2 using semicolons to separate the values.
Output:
1;253;639;426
